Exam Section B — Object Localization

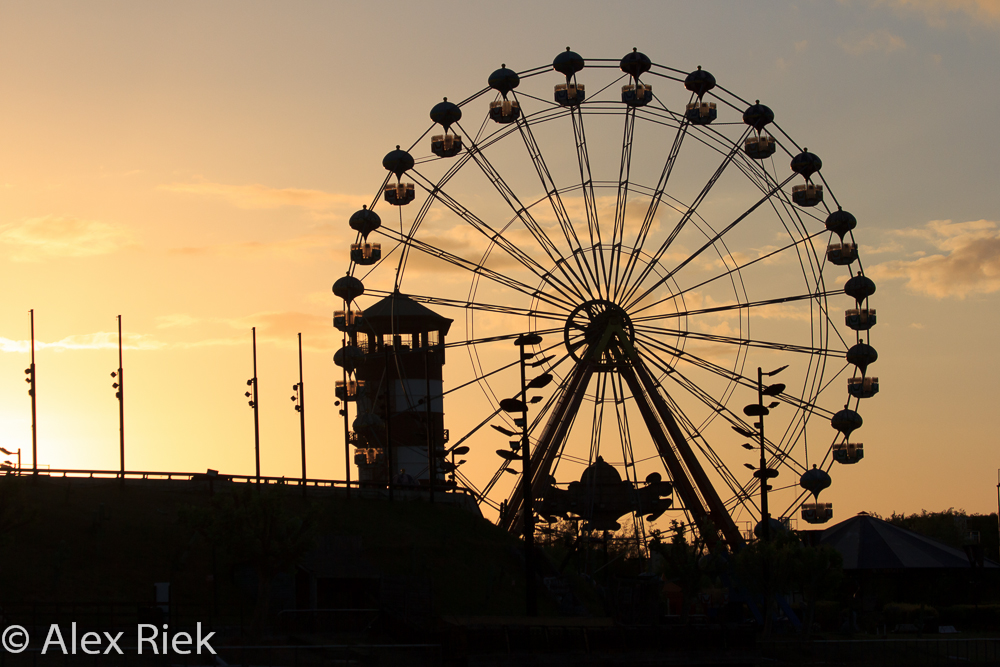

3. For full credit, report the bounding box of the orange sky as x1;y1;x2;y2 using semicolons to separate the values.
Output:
2;1;1000;528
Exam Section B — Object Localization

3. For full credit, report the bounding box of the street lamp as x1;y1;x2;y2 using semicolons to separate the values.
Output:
290;333;307;484
444;445;470;485
111;315;125;475
496;332;548;616
742;365;787;541
246;327;261;484
25;309;37;474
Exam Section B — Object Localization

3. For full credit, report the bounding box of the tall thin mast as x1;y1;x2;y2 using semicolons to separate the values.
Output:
252;327;261;483
28;309;37;474
117;315;125;474
297;332;306;483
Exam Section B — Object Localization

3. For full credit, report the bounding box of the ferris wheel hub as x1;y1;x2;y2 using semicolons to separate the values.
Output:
563;299;635;370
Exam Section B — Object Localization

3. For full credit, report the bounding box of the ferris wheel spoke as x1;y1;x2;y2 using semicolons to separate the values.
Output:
462;336;574;423
480;462;515;508
570;106;610;298
632;324;842;358
457;121;596;302
370;222;560;310
512;96;601;298
613;117;690;302
588;371;609;466
609;374;638;483
633;289;841;322
362;288;566;322
621;129;756;309
636;331;838;424
737;153;827;289
627;229;829;318
634;337;763;466
632;330;837;420
391;143;481;275
609;375;651;545
628;174;795;314
404;170;586;310
609;106;637;296
454;468;501;511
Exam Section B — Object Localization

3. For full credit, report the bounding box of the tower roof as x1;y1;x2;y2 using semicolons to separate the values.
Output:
360;291;453;336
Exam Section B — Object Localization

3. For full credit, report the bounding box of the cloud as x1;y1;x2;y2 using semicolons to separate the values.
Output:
860;239;906;255
869;0;1000;28
870;219;1000;298
838;30;908;55
0;332;165;353
0;216;134;261
0;312;339;354
161;181;367;215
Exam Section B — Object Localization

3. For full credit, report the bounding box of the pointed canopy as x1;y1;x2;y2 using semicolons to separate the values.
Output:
820;513;999;570
360;291;453;336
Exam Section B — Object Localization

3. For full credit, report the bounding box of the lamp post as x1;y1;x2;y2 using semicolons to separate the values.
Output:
111;315;125;475
291;333;307;484
742;365;786;541
498;333;552;616
245;327;261;484
25;309;37;474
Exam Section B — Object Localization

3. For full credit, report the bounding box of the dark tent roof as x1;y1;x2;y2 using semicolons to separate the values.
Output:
360;292;453;335
820;513;999;570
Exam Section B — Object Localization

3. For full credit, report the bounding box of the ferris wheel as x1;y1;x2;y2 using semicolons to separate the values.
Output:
333;48;877;550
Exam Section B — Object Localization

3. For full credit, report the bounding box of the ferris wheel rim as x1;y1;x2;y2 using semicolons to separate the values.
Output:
338;50;876;546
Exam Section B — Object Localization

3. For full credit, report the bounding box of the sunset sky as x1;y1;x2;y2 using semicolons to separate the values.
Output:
2;0;999;523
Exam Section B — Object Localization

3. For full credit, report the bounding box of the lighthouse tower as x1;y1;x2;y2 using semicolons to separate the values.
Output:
349;291;452;486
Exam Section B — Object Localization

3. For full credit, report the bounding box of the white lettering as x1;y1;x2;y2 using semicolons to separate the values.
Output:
41;625;67;655
161;624;168;655
137;624;158;654
71;622;77;654
80;631;101;655
196;623;216;655
103;631;124;655
172;631;192;654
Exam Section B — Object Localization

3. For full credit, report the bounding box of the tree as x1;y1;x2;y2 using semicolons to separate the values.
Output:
887;508;967;548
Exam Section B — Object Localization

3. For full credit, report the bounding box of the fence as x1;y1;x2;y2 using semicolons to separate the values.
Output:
4;468;479;504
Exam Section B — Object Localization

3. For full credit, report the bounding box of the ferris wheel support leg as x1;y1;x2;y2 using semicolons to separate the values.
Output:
613;357;715;540
631;355;746;550
499;360;595;534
